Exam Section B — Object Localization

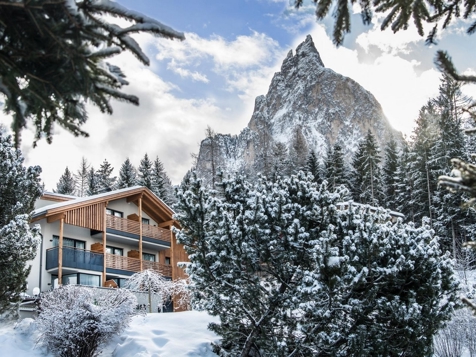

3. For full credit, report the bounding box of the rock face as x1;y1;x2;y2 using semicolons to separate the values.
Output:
195;35;398;181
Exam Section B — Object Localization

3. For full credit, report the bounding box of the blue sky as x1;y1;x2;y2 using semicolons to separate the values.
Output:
1;0;475;190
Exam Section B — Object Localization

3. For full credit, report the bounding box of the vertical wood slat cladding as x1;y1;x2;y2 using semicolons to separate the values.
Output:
64;203;106;231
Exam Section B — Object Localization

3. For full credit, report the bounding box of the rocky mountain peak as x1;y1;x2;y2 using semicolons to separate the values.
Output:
194;35;398;184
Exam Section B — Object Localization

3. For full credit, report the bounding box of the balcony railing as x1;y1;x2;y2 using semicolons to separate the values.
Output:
46;247;172;277
46;247;103;272
106;254;172;277
106;215;171;243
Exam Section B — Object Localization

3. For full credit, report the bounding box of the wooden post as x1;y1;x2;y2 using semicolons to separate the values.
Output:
102;203;107;286
170;226;175;281
58;218;64;286
139;195;143;271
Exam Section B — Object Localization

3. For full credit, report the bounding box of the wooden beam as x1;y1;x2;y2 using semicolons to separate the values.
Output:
47;212;66;223
58;218;64;286
139;196;143;271
102;205;107;286
170;228;175;281
127;193;142;203
157;220;175;228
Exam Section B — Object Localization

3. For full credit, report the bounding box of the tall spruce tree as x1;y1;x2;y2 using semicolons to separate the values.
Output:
74;157;89;197
271;142;290;179
151;156;174;205
0;128;42;313
325;143;348;193
289;126;309;173
395;140;417;221
305;150;320;183
55;167;76;195
351;130;383;206
96;159;116;192
117;158;137;189
175;172;459;356
138;153;154;190
383;136;399;210
86;167;100;196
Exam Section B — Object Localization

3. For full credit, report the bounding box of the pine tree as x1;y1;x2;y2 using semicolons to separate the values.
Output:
288;126;308;173
137;153;153;190
117;158;137;189
55;167;76;195
175;172;459;356
350;130;383;206
383;136;399;210
395;140;417;220
151;156;174;204
96;159;116;192
325;143;348;193
74;157;89;197
0;128;42;313
86;167;100;196
271;142;290;179
305;150;321;183
0;0;184;147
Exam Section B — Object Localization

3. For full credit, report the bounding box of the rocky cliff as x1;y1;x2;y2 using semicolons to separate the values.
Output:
195;35;398;182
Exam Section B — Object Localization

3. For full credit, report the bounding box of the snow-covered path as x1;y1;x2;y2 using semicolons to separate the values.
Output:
0;311;220;357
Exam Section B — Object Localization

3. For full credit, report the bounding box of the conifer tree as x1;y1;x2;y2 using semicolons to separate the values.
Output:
117;158;137;189
383;136;399;210
289;126;309;173
0;0;184;147
74;157;89;197
55;167;76;195
175;172;459;356
271;142;290;179
137;154;153;190
350;130;383;206
96;159;116;192
86;167;100;196
395;141;417;221
0;128;42;313
305;150;321;183
151;156;175;205
325;143;348;193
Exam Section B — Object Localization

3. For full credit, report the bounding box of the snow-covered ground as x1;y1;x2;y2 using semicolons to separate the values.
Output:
0;311;220;357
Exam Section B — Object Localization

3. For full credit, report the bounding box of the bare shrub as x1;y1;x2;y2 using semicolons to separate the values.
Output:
36;285;137;357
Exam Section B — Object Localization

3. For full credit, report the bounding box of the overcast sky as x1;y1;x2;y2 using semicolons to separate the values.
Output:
1;0;475;190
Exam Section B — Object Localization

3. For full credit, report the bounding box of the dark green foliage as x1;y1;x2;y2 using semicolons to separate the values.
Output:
305;150;321;182
138;153;153;190
55;167;75;195
96;159;116;192
0;128;42;313
175;172;459;356
86;167;100;196
383;136;399;209
0;0;184;147
117;158;137;189
350;130;384;206
151;156;174;205
325;143;348;193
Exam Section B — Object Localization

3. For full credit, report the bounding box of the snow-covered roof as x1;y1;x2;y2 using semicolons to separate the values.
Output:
32;186;174;219
41;191;77;200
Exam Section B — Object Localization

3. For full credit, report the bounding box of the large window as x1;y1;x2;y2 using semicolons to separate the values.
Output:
106;208;123;218
52;236;85;249
106;246;123;256
51;273;100;288
142;253;156;262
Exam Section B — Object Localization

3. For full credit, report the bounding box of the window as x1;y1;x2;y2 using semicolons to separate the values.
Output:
106;246;123;256
142;253;156;262
110;278;128;288
51;273;100;287
106;208;123;218
142;217;150;225
52;236;85;249
165;257;171;265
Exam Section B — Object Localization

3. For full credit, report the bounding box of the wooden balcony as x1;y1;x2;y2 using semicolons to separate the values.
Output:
106;253;172;277
106;215;171;244
46;247;172;277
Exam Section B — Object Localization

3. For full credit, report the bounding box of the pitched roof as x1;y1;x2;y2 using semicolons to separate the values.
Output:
32;186;176;226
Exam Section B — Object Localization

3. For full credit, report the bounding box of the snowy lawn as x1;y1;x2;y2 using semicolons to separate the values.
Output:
0;311;220;357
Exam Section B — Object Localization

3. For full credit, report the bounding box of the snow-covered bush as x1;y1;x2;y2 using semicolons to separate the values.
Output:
36;285;137;357
175;172;460;356
124;269;191;312
0;127;42;315
434;308;476;357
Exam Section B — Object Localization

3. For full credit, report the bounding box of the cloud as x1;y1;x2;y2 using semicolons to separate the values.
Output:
167;59;209;83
